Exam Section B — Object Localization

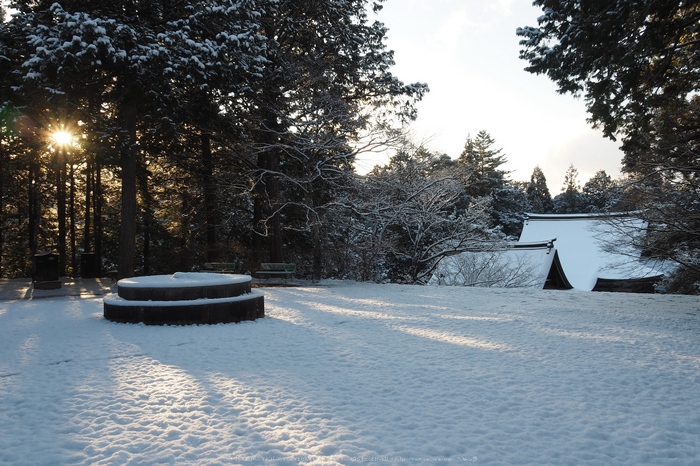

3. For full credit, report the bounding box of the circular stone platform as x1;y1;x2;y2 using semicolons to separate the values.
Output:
103;272;264;325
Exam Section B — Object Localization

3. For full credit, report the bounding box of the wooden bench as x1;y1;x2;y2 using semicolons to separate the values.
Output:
255;263;296;279
203;262;238;273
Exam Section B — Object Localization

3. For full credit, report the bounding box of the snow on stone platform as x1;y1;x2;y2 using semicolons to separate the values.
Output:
117;271;251;288
103;291;265;307
1;282;699;465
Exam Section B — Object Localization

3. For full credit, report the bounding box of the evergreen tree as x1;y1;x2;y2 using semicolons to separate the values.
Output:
456;131;527;235
582;170;618;212
517;0;700;142
7;0;264;278
0;0;429;281
163;0;265;263
526;166;554;214
422;151;458;178
490;182;530;238
247;0;427;263
518;0;700;291
457;130;508;197
9;1;166;278
553;164;584;214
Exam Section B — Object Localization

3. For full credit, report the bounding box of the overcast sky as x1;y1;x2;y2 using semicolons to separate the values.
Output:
354;0;624;193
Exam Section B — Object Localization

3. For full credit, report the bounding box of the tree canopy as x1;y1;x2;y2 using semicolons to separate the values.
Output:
519;0;700;291
517;0;700;142
3;0;698;291
457;130;508;198
0;0;428;279
526;166;554;214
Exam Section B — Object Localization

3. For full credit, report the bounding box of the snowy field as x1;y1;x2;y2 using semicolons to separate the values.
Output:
1;282;699;465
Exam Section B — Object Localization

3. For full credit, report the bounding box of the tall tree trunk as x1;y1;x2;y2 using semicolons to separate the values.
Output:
0;147;4;277
83;156;92;252
94;162;103;277
253;147;284;264
267;147;283;263
252;152;266;266
138;161;153;275
179;190;191;271
306;193;322;281
28;153;39;256
69;163;77;276
57;148;66;276
254;51;285;264
118;107;138;279
202;132;218;262
259;98;284;263
312;220;322;281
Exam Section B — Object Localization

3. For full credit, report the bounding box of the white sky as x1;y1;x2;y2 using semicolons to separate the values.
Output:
354;0;624;193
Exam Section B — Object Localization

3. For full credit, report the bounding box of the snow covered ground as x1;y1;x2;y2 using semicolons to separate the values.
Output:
1;282;699;465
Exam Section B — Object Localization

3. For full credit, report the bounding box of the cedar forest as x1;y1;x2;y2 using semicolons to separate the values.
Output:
1;0;698;292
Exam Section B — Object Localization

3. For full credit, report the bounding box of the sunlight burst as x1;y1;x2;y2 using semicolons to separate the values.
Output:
52;130;73;147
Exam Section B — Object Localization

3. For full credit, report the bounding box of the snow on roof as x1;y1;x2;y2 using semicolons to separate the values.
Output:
430;243;556;289
519;213;663;291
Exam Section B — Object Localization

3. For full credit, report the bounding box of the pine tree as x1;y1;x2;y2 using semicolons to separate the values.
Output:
553;164;584;214
9;1;155;277
247;0;428;263
518;0;700;291
517;1;700;142
490;182;530;238
582;170;618;212
157;0;265;264
9;0;265;278
0;0;429;280
457;130;508;198
526;166;554;214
